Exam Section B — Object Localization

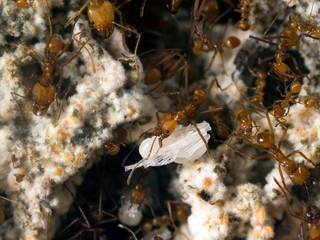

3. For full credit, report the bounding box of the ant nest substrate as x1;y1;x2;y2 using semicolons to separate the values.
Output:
0;0;320;239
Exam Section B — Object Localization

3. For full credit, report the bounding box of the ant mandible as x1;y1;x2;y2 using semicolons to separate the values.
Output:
11;0;92;121
64;0;141;78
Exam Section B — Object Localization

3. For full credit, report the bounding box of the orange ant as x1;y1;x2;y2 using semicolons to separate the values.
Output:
127;78;223;184
192;18;241;73
236;0;252;31
298;95;320;114
11;0;92;121
247;66;267;108
273;177;320;240
229;110;319;193
142;49;187;94
64;0;141;78
269;81;301;123
141;201;190;239
208;103;230;140
104;126;127;155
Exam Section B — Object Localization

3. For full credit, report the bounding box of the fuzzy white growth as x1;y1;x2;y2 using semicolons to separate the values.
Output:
125;121;211;171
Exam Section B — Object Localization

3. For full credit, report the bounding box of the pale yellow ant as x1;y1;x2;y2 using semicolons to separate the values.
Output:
64;0;141;78
11;0;92;121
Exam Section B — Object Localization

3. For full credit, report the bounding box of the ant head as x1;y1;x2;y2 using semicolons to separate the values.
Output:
193;89;206;103
48;35;63;54
273;62;292;77
31;83;55;116
255;69;267;80
236;109;246;118
159;113;177;138
87;1;115;38
256;132;274;148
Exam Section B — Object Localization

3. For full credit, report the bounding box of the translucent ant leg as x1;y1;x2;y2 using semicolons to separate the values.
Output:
15;40;43;65
226;144;271;160
286;150;320;170
56;87;71;121
190;119;216;162
72;36;96;73
64;0;91;28
113;22;141;79
11;92;27;125
262;0;293;38
118;224;138;240
126;136;157;185
140;0;147;17
64;185;91;228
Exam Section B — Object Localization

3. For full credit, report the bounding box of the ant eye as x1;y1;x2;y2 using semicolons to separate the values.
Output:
285;70;288;74
166;130;170;134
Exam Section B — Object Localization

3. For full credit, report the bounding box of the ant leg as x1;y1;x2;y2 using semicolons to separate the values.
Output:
64;185;91;228
140;0;147;17
113;22;141;79
11;92;27;125
118;224;138;240
198;107;224;115
64;0;91;28
162;92;184;108
278;125;288;149
265;110;275;142
262;0;293;38
226;143;271;160
278;163;292;194
56;87;71;121
190;119;216;161
285;150;320;170
273;177;305;220
60;36;92;69
72;36;96;73
15;40;43;65
184;60;190;102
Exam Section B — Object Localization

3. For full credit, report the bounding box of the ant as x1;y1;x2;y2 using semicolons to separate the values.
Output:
236;0;252;31
247;66;267;108
15;0;32;8
269;81;301;123
208;103;230;140
104;126;127;155
142;49;187;94
127;77;223;184
11;0;92;121
192;18;241;73
141;201;190;239
64;0;141;78
228;110;319;193
298;95;320;114
273;177;320;240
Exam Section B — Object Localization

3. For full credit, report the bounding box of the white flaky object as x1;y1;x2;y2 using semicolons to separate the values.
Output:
125;121;211;170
